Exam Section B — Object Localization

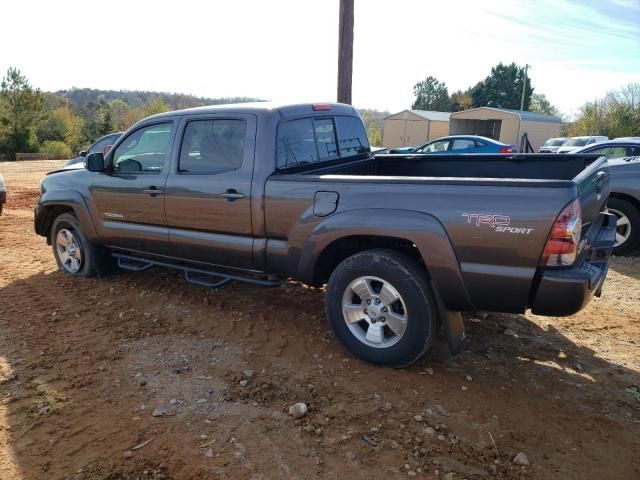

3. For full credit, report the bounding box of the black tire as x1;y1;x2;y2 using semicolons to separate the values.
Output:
608;197;640;256
51;212;99;277
325;249;437;368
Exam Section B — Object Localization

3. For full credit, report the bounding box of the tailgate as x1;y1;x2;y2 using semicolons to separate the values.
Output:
573;156;609;236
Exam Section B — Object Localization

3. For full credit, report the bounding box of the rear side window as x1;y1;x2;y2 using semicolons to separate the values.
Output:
277;115;370;169
588;146;627;159
179;119;246;174
451;138;476;150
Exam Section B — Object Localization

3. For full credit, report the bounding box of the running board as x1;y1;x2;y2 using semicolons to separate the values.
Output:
112;253;281;288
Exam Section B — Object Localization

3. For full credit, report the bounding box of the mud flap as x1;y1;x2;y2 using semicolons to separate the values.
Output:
442;310;467;355
432;283;467;355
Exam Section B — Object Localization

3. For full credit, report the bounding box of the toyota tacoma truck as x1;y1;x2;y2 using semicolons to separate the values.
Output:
35;102;616;367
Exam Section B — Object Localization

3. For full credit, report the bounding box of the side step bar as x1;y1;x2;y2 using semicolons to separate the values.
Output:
112;253;281;288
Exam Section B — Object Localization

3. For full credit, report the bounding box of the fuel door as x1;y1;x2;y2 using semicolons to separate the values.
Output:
313;191;339;217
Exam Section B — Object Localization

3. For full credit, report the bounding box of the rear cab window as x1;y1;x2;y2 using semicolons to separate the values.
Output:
277;115;369;169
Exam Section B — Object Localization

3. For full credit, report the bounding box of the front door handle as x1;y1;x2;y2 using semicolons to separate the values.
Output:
144;186;163;197
221;189;245;201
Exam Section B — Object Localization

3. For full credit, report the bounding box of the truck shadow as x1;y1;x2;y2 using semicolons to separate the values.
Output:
1;269;639;479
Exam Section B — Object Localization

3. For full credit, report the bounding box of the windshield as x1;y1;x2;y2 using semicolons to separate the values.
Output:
544;139;565;147
565;138;589;147
89;134;119;154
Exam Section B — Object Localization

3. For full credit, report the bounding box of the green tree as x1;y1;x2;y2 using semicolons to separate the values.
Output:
470;63;533;110
450;89;473;112
108;99;130;131
570;83;640;138
98;103;114;135
529;93;560;116
0;67;44;159
143;96;170;117
411;76;450;111
37;105;84;150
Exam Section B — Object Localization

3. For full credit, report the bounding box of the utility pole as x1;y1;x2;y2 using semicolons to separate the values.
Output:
337;0;354;104
520;64;531;111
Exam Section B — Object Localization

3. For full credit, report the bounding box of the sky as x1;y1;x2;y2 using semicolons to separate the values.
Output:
1;0;638;118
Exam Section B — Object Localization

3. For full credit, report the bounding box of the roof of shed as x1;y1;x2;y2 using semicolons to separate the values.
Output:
450;107;561;123
384;110;451;122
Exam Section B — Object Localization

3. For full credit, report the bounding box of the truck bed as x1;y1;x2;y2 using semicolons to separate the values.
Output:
266;153;610;314
308;153;603;182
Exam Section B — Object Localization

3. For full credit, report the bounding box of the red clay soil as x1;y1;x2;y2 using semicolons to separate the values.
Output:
1;160;639;480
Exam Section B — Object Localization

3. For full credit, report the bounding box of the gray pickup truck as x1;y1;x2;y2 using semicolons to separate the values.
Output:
35;102;616;367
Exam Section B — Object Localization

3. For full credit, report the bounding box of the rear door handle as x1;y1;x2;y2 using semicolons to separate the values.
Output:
144;187;163;196
221;189;245;201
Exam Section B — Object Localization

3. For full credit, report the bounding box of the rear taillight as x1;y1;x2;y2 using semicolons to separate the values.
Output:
499;146;513;153
540;198;582;266
312;103;332;111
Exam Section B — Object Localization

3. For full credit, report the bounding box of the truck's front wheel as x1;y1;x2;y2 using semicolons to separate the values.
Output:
51;213;98;277
325;249;437;367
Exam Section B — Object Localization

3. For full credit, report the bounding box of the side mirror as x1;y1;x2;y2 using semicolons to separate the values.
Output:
86;152;105;172
79;150;88;157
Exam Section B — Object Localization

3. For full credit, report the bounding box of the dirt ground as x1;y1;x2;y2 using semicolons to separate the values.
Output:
0;160;639;480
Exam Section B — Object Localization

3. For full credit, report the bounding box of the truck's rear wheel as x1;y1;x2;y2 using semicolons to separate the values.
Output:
51;213;98;277
325;249;436;367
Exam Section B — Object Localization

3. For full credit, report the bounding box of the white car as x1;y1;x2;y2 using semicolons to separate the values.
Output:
538;137;566;153
557;136;608;153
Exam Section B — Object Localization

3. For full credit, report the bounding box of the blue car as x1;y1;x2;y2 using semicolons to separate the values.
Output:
389;135;515;154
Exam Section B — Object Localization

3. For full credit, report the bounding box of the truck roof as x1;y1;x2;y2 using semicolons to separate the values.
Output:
146;102;358;121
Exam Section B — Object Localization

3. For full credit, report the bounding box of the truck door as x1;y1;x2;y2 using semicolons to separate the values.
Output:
88;121;175;255
164;114;256;270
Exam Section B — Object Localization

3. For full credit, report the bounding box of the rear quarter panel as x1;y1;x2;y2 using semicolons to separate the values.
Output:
265;176;576;313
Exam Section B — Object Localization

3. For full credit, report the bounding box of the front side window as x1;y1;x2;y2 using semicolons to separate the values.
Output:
112;123;172;174
179;119;246;174
421;139;450;153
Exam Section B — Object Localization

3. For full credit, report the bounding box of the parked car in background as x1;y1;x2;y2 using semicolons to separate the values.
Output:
573;139;640;254
64;132;122;167
0;173;6;215
538;137;566;153
389;135;514;154
557;136;608;153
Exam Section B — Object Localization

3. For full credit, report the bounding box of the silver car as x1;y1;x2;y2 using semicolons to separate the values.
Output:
573;139;640;254
557;136;608;153
538;137;566;153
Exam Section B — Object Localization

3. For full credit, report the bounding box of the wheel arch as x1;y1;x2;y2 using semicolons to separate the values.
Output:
36;190;98;244
609;192;640;214
300;209;474;311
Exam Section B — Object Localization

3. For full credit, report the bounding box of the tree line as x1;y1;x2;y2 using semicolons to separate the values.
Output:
410;62;640;138
0;67;259;160
412;62;542;114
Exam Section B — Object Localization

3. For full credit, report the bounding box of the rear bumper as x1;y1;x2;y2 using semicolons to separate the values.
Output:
530;212;616;316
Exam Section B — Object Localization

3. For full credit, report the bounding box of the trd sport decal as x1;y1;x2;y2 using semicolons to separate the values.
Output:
462;212;534;235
